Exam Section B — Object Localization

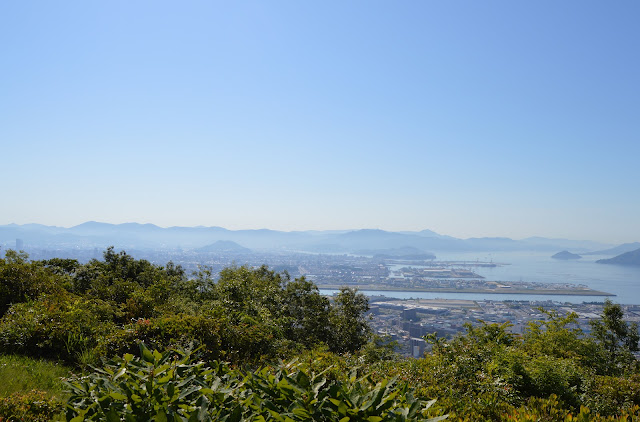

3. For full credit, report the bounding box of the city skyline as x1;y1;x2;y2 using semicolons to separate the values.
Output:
2;1;639;244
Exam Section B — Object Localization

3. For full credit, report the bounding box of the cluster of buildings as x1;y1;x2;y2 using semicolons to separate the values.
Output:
367;297;640;357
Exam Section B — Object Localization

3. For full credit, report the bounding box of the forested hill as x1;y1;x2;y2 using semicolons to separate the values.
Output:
596;247;640;266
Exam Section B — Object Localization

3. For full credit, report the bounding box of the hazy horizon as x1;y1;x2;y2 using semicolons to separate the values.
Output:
2;1;639;245
2;219;636;246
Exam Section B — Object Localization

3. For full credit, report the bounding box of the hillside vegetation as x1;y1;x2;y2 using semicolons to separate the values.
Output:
1;248;639;421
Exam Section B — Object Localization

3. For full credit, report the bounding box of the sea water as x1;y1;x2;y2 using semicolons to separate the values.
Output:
320;251;640;304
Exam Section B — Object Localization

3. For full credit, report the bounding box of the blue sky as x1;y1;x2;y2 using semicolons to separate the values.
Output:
1;1;639;243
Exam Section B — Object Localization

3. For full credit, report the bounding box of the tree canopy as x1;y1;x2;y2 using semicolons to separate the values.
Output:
0;248;372;365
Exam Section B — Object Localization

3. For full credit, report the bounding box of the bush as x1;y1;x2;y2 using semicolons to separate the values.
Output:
66;344;447;421
580;374;640;416
94;314;224;363
0;297;114;363
0;250;63;317
502;353;587;409
0;390;63;422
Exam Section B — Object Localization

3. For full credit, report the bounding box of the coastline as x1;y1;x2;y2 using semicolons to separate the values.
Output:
315;284;615;296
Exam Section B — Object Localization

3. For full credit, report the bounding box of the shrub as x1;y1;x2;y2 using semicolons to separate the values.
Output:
501;353;587;409
94;314;226;363
65;344;447;421
0;390;63;422
0;250;63;317
0;297;114;363
580;374;640;416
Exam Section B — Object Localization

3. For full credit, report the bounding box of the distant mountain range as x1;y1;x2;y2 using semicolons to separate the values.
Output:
596;248;640;266
0;222;624;256
582;242;640;256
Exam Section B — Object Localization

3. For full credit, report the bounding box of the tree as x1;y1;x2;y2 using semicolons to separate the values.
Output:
523;308;591;360
281;276;332;348
0;250;61;317
589;299;639;375
328;287;371;354
41;257;80;276
213;264;286;320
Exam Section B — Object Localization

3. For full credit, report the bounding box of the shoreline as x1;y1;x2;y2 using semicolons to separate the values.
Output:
316;285;615;296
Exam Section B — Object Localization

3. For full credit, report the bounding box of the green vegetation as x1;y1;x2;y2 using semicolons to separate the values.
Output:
1;248;640;421
65;343;444;422
0;355;69;422
0;247;372;366
0;354;69;398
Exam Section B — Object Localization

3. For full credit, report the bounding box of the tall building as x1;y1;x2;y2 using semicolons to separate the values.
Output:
15;238;24;251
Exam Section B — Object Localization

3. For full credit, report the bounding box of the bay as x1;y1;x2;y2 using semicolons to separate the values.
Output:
321;251;640;304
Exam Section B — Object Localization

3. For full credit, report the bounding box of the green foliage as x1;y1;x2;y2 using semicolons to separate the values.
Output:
241;361;446;422
65;344;231;421
0;390;64;422
328;287;372;354
0;295;114;363
359;335;400;364
280;276;332;349
419;323;521;419
0;351;69;421
499;397;640;421
410;308;640;419
41;258;81;277
497;394;570;422
5;248;640;420
589;299;640;376
524;308;592;360
95;314;223;363
580;374;640;416
70;248;185;322
502;352;587;409
0;249;374;366
0;250;63;317
65;344;447;422
425;322;519;399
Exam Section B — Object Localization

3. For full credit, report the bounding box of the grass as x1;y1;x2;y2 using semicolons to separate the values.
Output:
0;354;71;399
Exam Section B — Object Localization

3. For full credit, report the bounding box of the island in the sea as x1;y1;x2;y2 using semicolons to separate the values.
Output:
552;250;582;260
596;247;640;266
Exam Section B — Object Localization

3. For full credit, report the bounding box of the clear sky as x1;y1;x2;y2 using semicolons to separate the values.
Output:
1;1;639;243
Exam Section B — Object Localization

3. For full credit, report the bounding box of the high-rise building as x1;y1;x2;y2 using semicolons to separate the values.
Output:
15;238;24;250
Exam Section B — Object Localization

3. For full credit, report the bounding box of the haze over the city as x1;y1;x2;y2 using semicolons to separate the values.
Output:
2;1;639;244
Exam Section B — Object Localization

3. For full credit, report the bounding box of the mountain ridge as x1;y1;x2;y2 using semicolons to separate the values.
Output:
584;242;640;256
596;248;640;266
0;222;619;254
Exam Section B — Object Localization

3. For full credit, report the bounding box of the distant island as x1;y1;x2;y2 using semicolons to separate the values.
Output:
596;248;640;266
355;246;436;260
195;240;251;254
552;250;582;260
